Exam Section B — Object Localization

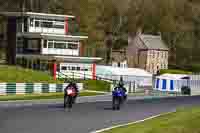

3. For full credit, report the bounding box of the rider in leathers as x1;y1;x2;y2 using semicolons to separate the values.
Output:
64;81;79;103
114;82;127;100
118;82;127;100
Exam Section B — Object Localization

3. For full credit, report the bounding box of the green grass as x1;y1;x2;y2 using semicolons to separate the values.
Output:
0;65;62;83
59;79;111;92
0;91;102;101
160;69;192;75
103;107;200;133
81;80;111;92
0;65;111;92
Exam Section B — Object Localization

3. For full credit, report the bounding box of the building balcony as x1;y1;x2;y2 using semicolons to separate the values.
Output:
41;48;79;56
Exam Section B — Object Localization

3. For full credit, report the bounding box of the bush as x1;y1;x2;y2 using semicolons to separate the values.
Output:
187;64;200;73
181;86;191;95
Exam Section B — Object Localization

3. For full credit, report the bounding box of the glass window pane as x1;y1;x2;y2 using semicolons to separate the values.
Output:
54;24;64;29
35;21;40;27
48;42;54;48
43;40;47;48
77;67;80;71
43;43;47;48
61;66;67;70
68;43;78;49
27;40;39;50
56;20;65;22
41;21;53;28
54;42;66;49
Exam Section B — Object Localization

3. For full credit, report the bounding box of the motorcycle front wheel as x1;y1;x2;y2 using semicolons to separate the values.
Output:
67;96;73;109
112;96;121;110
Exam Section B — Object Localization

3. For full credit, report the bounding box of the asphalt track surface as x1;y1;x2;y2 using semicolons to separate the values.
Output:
1;96;200;133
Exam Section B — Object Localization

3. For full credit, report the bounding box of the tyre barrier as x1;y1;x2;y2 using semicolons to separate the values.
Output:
0;83;83;95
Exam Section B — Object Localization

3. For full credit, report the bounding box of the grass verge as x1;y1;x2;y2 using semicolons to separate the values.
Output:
159;69;192;75
0;91;102;101
0;65;62;83
0;65;111;92
81;80;111;92
102;107;200;133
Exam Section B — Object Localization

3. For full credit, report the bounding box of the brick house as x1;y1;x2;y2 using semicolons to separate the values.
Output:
127;32;169;74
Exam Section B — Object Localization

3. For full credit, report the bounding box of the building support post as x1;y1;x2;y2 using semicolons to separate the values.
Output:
53;61;57;80
92;63;96;80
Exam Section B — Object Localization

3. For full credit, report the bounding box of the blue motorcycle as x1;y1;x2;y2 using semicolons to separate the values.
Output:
112;87;126;110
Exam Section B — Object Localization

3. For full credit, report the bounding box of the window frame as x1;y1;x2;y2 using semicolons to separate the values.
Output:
48;41;54;48
61;66;67;70
54;41;66;49
67;43;78;49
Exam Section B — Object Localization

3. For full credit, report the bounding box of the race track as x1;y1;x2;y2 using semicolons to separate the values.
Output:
1;96;200;133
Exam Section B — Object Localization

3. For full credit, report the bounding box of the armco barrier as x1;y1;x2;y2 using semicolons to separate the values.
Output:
0;83;83;95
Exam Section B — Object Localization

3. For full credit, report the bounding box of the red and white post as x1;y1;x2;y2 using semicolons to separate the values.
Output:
92;63;96;80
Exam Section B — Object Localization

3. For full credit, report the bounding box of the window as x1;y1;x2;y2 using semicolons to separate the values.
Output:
68;43;78;49
54;24;64;29
35;21;40;27
48;42;54;48
118;62;120;67
72;66;75;70
43;40;47;48
41;21;53;28
84;68;88;71
54;42;66;49
43;43;47;48
164;64;166;69
54;20;65;23
69;40;79;43
61;66;67;70
27;40;39;50
77;67;80;71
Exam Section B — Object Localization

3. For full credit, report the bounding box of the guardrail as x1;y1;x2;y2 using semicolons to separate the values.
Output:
57;71;115;82
0;83;83;95
57;71;153;93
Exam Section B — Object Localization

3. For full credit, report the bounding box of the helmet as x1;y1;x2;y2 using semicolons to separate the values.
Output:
72;82;76;86
118;81;124;87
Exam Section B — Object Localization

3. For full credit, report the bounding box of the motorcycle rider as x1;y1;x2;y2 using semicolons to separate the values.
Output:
64;81;79;103
117;81;127;100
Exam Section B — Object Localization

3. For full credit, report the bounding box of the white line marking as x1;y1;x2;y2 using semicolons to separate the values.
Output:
90;111;176;133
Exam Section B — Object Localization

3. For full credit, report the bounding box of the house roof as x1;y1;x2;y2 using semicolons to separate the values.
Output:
139;34;168;50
